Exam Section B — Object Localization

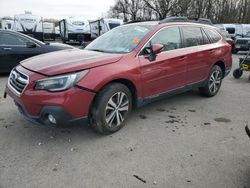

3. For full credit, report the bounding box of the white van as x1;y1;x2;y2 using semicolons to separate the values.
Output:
43;22;55;40
235;24;250;38
13;11;44;41
214;24;236;38
59;17;90;43
90;18;123;39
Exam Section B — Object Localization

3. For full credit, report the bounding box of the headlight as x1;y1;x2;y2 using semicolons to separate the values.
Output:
35;70;89;92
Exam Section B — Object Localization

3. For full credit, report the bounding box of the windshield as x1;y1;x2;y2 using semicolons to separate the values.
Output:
85;24;153;53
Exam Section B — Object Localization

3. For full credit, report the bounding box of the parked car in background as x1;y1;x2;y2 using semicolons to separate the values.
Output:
233;31;250;53
235;24;250;38
0;29;74;73
5;19;232;134
214;24;236;39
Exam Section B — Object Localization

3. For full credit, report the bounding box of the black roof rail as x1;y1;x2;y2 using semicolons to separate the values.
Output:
159;17;213;25
124;20;151;24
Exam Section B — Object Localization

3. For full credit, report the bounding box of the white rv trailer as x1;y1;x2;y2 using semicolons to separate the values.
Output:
59;17;90;43
43;22;55;40
0;17;14;30
13;11;44;41
90;18;123;39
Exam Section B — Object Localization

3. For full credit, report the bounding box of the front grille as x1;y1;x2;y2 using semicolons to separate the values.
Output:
236;40;248;45
8;69;29;95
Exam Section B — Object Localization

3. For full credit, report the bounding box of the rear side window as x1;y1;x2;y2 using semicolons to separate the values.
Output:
204;28;221;43
182;26;204;47
0;32;30;46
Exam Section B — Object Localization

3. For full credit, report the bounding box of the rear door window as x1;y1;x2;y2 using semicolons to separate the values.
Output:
181;26;204;47
204;28;222;43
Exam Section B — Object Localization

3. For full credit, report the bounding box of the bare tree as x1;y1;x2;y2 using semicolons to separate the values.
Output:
108;0;250;23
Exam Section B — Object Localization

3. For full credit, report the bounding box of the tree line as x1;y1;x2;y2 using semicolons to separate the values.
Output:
108;0;250;24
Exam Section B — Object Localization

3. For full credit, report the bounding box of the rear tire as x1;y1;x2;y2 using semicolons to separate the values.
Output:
199;65;223;97
233;68;243;79
90;83;132;134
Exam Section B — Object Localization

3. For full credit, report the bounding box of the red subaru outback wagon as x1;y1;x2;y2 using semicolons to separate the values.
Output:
5;20;232;134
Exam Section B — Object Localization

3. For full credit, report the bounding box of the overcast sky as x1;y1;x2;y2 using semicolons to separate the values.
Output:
0;0;116;20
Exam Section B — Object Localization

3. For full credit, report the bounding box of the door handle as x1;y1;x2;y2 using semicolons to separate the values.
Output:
179;56;187;61
3;48;12;51
208;49;215;54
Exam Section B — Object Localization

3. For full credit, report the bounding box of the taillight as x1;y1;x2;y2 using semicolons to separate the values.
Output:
227;43;232;52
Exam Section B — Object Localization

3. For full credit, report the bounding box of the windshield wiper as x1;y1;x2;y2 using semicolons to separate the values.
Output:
87;49;126;54
88;49;107;53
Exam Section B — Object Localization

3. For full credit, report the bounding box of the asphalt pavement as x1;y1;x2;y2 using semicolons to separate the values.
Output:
0;53;250;188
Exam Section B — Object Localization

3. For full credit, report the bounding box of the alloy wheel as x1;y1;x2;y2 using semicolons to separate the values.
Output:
209;70;222;94
105;92;129;127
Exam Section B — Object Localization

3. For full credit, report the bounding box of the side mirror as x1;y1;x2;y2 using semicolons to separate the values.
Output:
148;43;164;61
152;44;164;55
26;42;37;48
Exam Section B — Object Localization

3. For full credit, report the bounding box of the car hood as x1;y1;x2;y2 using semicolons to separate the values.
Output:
21;49;124;76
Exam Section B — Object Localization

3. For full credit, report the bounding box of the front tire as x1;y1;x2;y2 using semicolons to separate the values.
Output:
199;65;223;97
90;83;132;134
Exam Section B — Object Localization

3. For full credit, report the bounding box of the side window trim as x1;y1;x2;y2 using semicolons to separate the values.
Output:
179;26;185;47
201;28;212;44
179;26;185;49
201;28;213;44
